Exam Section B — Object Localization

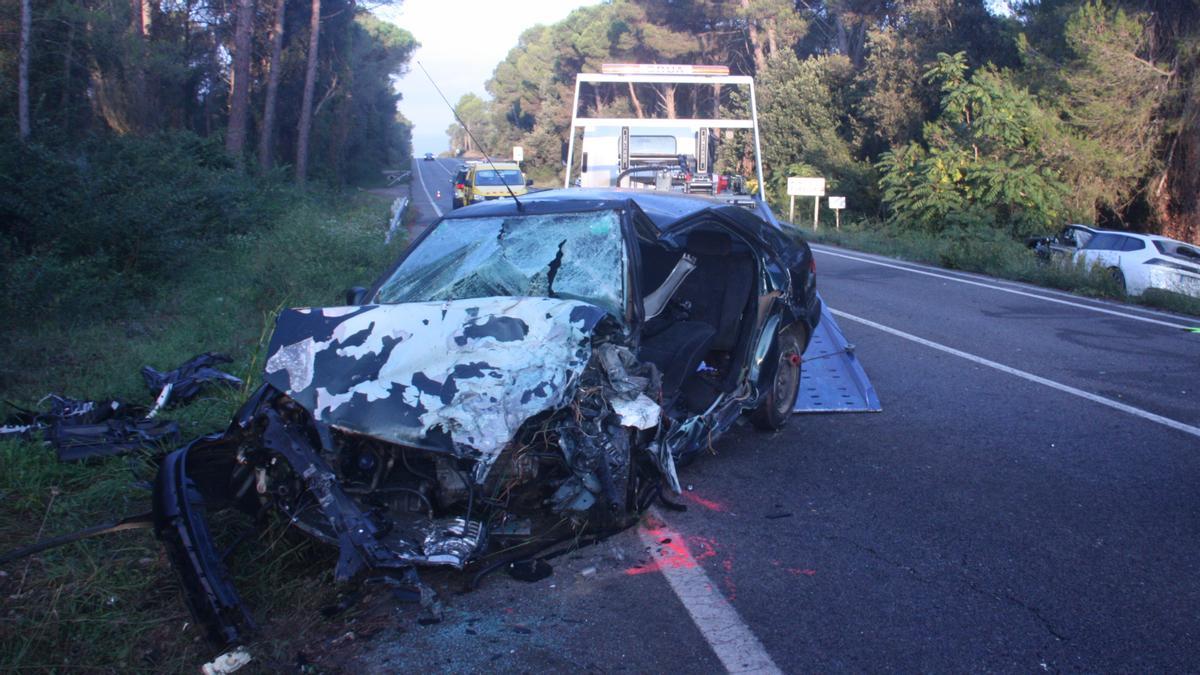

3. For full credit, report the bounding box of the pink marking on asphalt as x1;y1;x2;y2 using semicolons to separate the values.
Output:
683;492;728;512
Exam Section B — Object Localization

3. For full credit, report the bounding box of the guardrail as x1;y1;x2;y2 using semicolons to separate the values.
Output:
384;170;411;186
385;196;409;245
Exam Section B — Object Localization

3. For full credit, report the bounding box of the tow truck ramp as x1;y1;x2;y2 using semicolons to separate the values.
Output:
796;300;881;413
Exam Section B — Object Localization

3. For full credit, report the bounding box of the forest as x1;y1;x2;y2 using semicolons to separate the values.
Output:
2;0;416;179
450;0;1199;244
0;0;417;325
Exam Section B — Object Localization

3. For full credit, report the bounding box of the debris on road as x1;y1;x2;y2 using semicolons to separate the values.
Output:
2;394;178;461
200;647;251;675
506;559;553;583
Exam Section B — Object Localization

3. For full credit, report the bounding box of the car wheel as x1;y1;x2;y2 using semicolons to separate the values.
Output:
1109;267;1127;294
750;327;805;431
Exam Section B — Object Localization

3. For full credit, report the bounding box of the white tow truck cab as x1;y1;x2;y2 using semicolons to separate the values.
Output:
565;64;763;204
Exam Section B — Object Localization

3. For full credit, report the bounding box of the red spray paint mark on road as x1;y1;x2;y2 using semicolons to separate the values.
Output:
625;523;705;576
623;518;741;601
624;527;717;576
683;492;728;512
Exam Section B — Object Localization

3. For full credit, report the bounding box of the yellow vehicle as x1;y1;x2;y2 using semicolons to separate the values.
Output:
462;162;530;205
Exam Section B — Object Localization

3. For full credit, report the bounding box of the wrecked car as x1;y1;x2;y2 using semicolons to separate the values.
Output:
154;188;821;645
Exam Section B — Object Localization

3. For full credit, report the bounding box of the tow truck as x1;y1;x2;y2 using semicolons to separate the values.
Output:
564;63;879;413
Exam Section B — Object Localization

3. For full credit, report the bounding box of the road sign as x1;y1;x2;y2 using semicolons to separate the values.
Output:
787;177;826;228
787;177;825;196
827;196;846;230
513;146;524;162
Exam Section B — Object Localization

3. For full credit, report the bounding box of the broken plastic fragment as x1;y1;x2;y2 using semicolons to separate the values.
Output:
611;393;661;430
200;647;251;675
141;352;243;408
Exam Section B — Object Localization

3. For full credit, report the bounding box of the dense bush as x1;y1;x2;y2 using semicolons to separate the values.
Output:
0;133;289;320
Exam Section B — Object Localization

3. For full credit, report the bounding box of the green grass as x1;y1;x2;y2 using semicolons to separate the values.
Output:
797;218;1200;318
0;190;404;671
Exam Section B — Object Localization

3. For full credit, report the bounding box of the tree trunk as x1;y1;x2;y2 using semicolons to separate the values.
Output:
742;0;766;74
1153;77;1200;244
296;0;322;186
130;0;143;35
225;0;255;160
258;0;287;172
18;0;31;140
628;82;645;118
659;83;677;119
60;20;75;128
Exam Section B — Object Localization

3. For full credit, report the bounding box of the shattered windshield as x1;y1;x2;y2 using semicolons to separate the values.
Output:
374;210;627;318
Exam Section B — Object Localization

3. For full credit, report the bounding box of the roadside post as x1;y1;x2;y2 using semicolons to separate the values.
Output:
787;177;826;229
828;195;846;230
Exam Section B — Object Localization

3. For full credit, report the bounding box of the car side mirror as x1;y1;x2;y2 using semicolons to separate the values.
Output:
344;286;368;305
526;179;534;187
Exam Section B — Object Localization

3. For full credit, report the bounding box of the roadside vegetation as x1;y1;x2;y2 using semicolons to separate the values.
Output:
0;133;404;670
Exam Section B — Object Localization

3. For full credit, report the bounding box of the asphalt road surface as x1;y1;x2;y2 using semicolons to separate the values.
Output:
409;155;460;224
344;166;1200;671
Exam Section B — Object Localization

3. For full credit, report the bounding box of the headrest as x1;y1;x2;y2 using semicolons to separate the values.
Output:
686;230;731;256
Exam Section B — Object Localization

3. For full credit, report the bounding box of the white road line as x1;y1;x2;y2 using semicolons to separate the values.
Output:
831;308;1200;440
432;158;454;179
813;246;1196;331
815;244;1186;320
412;158;443;218
639;507;782;674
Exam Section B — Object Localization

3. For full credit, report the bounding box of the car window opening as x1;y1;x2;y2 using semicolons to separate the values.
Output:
637;225;759;414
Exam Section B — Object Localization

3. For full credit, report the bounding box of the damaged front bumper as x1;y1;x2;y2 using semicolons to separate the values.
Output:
154;337;674;646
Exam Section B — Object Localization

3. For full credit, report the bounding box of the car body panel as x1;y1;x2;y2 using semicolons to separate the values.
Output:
263;298;607;478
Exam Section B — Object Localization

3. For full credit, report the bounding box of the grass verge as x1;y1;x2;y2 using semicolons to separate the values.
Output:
0;190;404;671
799;219;1200;318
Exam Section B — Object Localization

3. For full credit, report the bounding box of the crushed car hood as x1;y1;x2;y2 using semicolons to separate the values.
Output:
263;297;607;473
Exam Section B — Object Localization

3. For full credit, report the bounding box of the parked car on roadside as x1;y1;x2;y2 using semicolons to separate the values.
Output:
155;187;822;646
1027;224;1098;259
1074;230;1200;297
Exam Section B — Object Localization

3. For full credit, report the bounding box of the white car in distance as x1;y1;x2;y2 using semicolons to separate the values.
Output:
1074;230;1200;298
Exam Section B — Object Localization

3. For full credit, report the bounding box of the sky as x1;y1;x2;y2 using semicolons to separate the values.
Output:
375;0;602;156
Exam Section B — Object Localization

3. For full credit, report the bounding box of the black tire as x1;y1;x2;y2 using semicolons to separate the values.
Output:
1109;267;1127;294
750;327;805;431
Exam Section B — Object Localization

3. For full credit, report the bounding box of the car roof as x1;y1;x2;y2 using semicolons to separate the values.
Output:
1087;228;1179;243
440;187;773;231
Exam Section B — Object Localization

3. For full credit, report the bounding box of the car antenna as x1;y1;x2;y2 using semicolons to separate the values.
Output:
417;61;524;212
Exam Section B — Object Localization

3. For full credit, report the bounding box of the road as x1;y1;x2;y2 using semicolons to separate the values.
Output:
345;160;1200;671
408;155;459;225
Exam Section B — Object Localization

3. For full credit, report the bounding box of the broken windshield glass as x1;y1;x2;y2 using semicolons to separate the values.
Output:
374;210;627;318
